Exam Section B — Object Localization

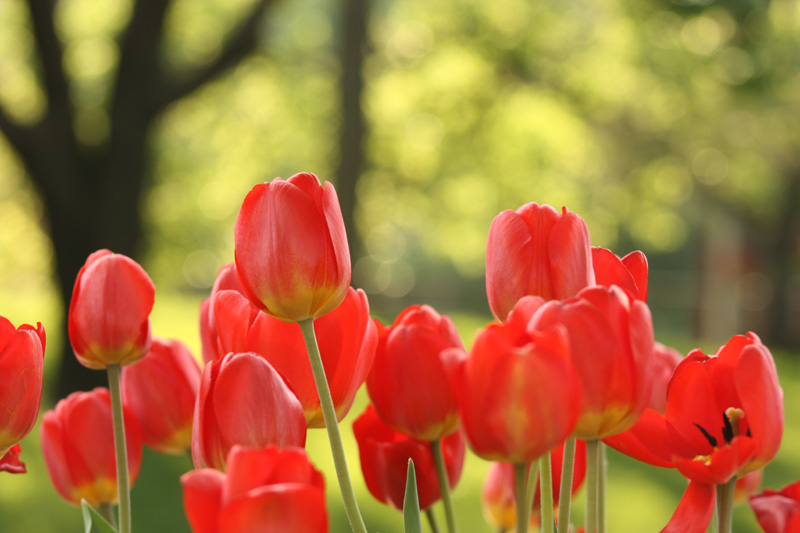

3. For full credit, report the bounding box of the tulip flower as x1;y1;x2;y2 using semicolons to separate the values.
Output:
0;444;26;474
68;249;155;369
192;352;307;471
528;285;655;440
749;479;800;533
234;172;351;323
182;445;328;533
0;316;45;466
481;439;587;530
486;203;594;322
206;286;376;427
448;298;580;464
122;337;201;454
200;263;245;364
366;305;464;441
353;404;465;511
591;247;648;301
40;388;143;507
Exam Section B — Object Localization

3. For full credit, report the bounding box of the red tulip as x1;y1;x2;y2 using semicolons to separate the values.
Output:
0;444;26;474
352;404;465;511
448;298;580;463
40;387;143;507
192;352;307;471
122;337;201;454
591;247;648;301
366;305;463;441
0;316;45;465
234;172;351;323
182;445;328;533
528;285;655;439
206;285;376;427
68;249;155;369
200;263;245;364
481;440;587;530
749;479;800;533
486;203;594;322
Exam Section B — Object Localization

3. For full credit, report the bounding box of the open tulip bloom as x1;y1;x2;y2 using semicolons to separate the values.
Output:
30;185;792;533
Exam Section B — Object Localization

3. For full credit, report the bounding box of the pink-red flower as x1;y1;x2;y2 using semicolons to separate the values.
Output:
192;352;307;471
40;388;143;507
204;283;376;427
749;479;800;533
448;298;580;463
0;316;45;470
366;305;464;441
486;203;594;322
0;444;26;474
591;247;648;301
528;285;655;439
122;337;201;454
200;263;245;364
68;249;155;369
182;445;328;533
234;172;350;323
353;404;465;511
481;440;588;530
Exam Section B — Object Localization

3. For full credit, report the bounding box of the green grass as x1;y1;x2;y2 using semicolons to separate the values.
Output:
1;291;798;532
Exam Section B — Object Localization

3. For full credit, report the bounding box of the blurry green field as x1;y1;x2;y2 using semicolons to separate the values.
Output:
1;291;798;532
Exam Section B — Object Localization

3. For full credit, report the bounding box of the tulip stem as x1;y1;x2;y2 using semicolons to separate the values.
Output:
557;438;576;533
586;439;599;533
299;319;367;533
598;442;607;533
425;508;441;533
539;453;555;533
717;477;737;533
107;364;131;533
99;502;117;530
431;439;458;533
514;460;539;533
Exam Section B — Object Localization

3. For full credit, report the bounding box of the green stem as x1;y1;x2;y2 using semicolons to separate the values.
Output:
557;438;576;533
299;319;367;533
107;364;131;533
99;502;117;530
598;443;607;533
514;461;540;533
430;440;458;533
585;440;599;533
717;477;737;533
425;508;441;533
539;454;555;533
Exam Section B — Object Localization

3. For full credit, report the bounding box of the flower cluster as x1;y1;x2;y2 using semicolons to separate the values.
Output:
5;172;790;533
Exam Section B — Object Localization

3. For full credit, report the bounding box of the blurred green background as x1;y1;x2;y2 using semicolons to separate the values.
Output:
1;0;799;530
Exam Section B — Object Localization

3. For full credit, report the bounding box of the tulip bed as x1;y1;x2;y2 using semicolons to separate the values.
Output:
1;172;799;533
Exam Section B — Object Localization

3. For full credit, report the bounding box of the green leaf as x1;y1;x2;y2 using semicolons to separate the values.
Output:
403;459;423;533
81;500;117;533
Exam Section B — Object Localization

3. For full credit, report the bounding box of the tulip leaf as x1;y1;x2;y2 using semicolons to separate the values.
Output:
81;500;117;533
403;459;423;533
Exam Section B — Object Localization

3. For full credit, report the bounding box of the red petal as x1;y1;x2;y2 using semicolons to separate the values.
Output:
181;468;225;533
661;481;715;533
621;251;648;301
603;408;675;468
549;211;594;300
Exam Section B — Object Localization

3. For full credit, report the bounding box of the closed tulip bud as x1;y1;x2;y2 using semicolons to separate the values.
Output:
192;352;307;471
68;250;155;369
234;173;350;323
122;337;201;454
199;263;245;364
0;316;45;464
353;405;465;511
182;445;328;533
486;203;594;322
366;305;464;441
40;388;143;507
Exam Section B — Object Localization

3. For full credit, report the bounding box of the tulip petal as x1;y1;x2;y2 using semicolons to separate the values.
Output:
661;480;715;533
621;251;648;301
220;485;328;533
182;469;225;533
549;209;594;299
602;408;674;468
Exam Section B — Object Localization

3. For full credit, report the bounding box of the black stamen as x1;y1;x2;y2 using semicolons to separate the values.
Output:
722;412;734;444
747;427;752;438
694;423;717;447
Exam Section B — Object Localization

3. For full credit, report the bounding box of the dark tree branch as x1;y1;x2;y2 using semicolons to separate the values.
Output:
0;106;35;161
149;0;272;114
